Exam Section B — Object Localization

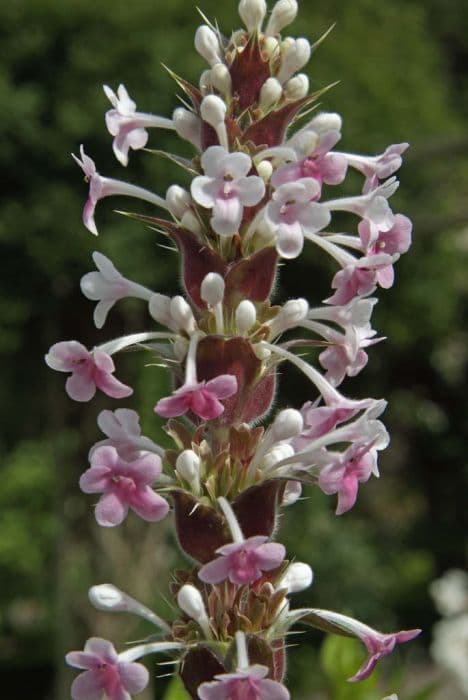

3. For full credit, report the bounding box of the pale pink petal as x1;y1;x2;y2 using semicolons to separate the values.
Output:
95;370;133;399
126;453;162;485
128;486;169;522
236;176;265;206
66;372;97;402
197;680;231;700
45;341;89;371
376;264;394;288
253;543;286;570
336;473;359;515
191;175;217;208
92;350;116;373
277;222;304;259
198;556;231;584
71;670;103;700
258;678;290;700
79;466;111;493
66;652;99;670
201;145;229;177
154;391;191;418
95;491;128;527
321;153;348;185
190;389;224;420
83;197;98;235
118;662;150;694
211;197;243;237
205;374;238;399
348;653;379;683
84;637;118;661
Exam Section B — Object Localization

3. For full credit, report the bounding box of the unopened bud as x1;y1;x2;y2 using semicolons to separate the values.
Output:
278;562;313;593
266;0;298;36
195;25;222;67
259;77;283;111
277;37;311;83
307;111;342;137
173;107;201;149
253;342;271;360
177;584;212;638
283;73;309;100
282;480;302;506
262;36;280;60
211;63;232;98
257;159;273;181
238;0;267;32
262;443;295;470
149;293;172;327
170;296;196;334
235;300;257;334
201;272;225;306
89;584;126;611
176;450;201;493
181;210;202;235
272;408;303;440
199;69;213;94
166;185;192;218
200;94;227;128
282;298;309;326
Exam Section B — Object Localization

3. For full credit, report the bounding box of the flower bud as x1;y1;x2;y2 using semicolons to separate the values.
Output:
166;185;192;218
238;0;267;32
307;111;342;136
283;73;309;100
278;562;313;593
211;63;232;98
201;272;225;306
277;37;311;83
266;0;298;36
176;450;201;494
199;69;213;94
262;443;295;470
253;342;271;360
235;300;257;334
272;408;303;440
259;77;283;111
89;584;126;611
282;480;302;506
173;107;201;149
200;94;227;128
181;210;202;235
256;159;273;182
149;293;172;327
177;584;212;638
195;25;222;67
170;296;196;334
282;298;309;325
262;36;279;60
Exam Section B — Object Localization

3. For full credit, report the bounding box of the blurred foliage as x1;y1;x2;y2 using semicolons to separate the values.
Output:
0;0;467;698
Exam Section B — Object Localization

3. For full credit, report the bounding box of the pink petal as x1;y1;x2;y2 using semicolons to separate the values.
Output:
126;453;162;485
336;473;359;515
198;556;231;584
348;653;379;683
92;351;115;373
84;638;118;661
71;671;103;700
154;392;191;418
128;486;169;522
190;389;225;420
321;153;348;185
237;176;265;206
95;491;128;527
79;466;111;494
197;679;231;700
90;445;121;469
95;370;133;399
66;372;97;402
66;652;99;671
191;175;217;208
83;197;98;236
253;543;286;570
205;374;238;399
211;197;243;237
376;264;394;289
118;662;150;694
276;222;304;259
258;678;290;700
45;341;89;372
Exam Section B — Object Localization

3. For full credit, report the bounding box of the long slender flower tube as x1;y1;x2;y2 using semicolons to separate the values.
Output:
72;145;168;234
51;2;421;697
103;84;175;166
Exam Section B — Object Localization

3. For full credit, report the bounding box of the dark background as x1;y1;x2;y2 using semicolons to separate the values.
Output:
1;0;467;698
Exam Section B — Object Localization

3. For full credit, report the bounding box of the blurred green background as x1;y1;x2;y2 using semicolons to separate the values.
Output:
1;0;467;698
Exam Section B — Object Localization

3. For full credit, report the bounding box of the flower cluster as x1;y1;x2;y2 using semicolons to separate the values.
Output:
47;1;420;698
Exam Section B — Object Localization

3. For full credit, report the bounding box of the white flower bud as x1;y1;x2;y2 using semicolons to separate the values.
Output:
176;450;201;494
259;77;283;111
277;37;311;83
149;293;172;327
279;36;295;53
262;36;279;60
166;185;192;218
283;73;309;100
173;107;201;149
282;480;302;506
173;336;189;362
256;160;273;182
181;210;202;235
89;584;126;611
282;298;309;326
199;69;213;94
238;0;267;32
253;342;271;360
177;584;212;638
195;25;223;67
235;300;257;334
200;94;227;128
272;408;303;440
170;296;196;334
278;562;313;593
262;443;295;470
200;272;225;306
211;63;232;98
266;0;298;36
307;111;342;136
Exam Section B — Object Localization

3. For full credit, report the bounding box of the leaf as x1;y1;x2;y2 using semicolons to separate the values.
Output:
172;491;228;563
233;480;282;538
224;247;278;307
240;97;313;148
230;35;271;110
180;646;226;700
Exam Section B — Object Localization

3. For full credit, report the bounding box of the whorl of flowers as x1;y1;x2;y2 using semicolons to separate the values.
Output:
47;1;420;698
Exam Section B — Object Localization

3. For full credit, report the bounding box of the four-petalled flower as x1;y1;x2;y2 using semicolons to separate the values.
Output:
198;535;286;585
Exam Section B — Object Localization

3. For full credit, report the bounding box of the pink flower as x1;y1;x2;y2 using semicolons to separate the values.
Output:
318;442;380;514
90;408;162;462
358;214;412;287
349;628;421;682
66;637;149;700
326;253;396;305
79;446;169;527
198;535;286;585
337;143;409;192
45;340;132;402
265;179;331;258
104;84;174;166
72;145;167;235
191;146;265;236
198;665;290;700
155;374;238;421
